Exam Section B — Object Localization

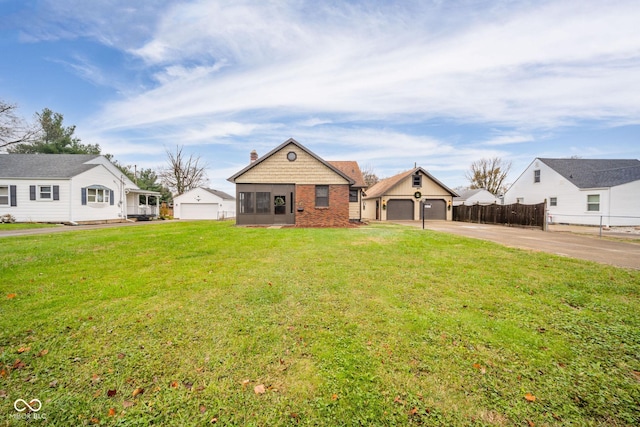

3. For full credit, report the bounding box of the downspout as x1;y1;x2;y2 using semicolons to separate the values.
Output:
69;179;77;225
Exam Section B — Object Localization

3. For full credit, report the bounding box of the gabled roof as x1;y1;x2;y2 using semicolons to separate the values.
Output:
454;188;496;201
539;158;640;188
328;161;367;188
202;188;235;200
364;167;458;198
0;154;101;178
227;138;355;185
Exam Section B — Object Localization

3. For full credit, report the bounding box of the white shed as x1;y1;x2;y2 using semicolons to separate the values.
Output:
173;187;235;220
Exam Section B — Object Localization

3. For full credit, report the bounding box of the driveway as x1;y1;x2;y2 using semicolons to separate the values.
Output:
392;220;640;270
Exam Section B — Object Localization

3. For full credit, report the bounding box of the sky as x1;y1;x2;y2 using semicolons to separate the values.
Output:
1;0;639;195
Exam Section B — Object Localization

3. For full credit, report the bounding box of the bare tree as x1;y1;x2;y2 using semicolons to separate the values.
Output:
465;157;512;195
160;145;208;195
0;100;39;150
360;163;379;187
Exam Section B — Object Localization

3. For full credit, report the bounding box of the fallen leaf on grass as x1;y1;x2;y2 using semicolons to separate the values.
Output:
527;420;535;427
93;390;102;398
123;400;134;408
0;390;7;398
170;381;179;388
199;405;207;414
17;346;30;354
107;389;117;397
90;417;100;424
12;359;25;369
49;380;58;388
254;384;266;394
0;369;6;378
108;408;116;417
117;353;125;359
409;407;418;416
7;293;16;299
210;417;218;424
241;379;250;390
37;349;49;357
132;387;144;397
331;394;338;401
524;393;536;402
393;396;404;404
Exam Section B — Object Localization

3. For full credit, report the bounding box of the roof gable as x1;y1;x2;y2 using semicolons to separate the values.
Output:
539;158;640;188
365;167;458;198
227;138;355;185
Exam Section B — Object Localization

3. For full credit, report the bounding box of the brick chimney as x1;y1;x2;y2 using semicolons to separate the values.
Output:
250;150;258;163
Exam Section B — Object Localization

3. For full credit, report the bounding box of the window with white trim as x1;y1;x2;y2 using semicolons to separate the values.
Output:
88;187;110;204
549;197;557;207
0;185;8;205
39;185;52;199
587;194;600;212
534;169;540;183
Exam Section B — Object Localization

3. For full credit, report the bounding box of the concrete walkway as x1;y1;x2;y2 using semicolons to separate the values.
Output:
392;220;640;270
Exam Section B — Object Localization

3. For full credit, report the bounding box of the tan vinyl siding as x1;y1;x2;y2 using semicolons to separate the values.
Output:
386;172;451;196
234;143;349;185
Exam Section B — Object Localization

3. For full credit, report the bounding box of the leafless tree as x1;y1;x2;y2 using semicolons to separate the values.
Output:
0;101;39;150
160;145;208;195
360;163;380;187
465;157;512;195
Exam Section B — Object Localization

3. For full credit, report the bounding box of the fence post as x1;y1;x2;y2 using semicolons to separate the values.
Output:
543;199;548;231
599;216;603;238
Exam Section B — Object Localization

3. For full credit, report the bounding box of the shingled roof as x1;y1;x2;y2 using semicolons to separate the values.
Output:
328;161;367;188
539;158;640;188
202;188;235;200
0;154;102;178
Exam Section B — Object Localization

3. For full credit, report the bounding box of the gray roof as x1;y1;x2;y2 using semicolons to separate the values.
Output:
202;188;235;200
0;154;101;178
539;158;640;188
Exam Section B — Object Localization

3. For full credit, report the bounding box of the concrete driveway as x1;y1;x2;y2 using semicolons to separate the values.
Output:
392;221;640;270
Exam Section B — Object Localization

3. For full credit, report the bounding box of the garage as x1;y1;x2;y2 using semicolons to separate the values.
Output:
422;199;446;220
387;199;414;220
179;203;219;220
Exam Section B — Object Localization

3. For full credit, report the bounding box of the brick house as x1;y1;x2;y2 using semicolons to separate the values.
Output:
227;138;362;227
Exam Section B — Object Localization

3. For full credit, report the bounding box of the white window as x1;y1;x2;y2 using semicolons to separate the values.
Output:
549;197;557;207
88;188;110;204
0;186;8;205
534;169;540;183
587;194;600;212
39;185;52;199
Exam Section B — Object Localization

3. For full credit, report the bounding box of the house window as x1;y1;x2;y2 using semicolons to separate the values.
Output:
88;188;109;203
0;186;8;205
39;185;52;199
587;194;600;212
256;192;270;214
549;197;557;207
349;189;358;202
239;192;254;214
412;174;422;187
315;185;329;207
534;169;540;183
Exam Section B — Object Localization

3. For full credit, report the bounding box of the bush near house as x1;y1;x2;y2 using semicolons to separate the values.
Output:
1;221;638;426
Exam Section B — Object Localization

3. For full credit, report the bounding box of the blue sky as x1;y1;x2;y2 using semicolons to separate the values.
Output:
1;0;639;194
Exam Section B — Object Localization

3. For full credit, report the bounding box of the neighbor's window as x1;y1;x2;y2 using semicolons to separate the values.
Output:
412;174;422;187
239;192;254;214
549;197;557;207
39;185;52;199
256;192;270;214
315;185;329;207
587;194;600;212
349;189;358;202
88;187;109;203
0;186;8;205
534;169;540;183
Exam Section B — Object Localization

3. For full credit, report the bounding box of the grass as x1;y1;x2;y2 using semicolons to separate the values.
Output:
0;223;59;231
0;221;638;426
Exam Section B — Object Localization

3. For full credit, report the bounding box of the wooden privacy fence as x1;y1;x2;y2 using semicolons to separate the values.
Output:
453;202;547;229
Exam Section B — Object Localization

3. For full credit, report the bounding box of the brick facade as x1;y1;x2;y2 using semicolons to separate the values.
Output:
295;184;351;227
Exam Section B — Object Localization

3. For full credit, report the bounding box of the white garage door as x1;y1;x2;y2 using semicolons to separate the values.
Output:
180;203;219;220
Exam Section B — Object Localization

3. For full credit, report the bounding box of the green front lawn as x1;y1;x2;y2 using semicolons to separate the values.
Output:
1;221;638;426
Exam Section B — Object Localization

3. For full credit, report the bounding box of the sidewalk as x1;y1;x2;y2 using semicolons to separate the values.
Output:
392;220;640;270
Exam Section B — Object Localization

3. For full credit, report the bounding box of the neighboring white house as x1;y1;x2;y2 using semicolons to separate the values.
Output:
504;158;640;226
453;188;499;206
0;154;160;224
173;187;235;220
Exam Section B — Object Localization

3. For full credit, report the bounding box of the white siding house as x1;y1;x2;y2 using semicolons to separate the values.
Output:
0;154;160;224
504;158;640;226
173;187;235;220
453;188;500;206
